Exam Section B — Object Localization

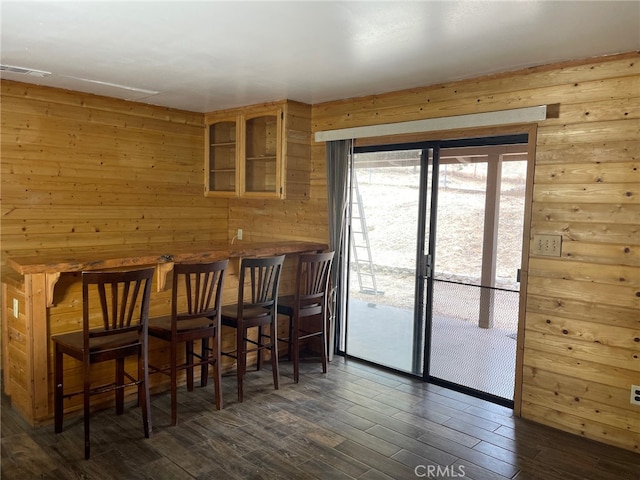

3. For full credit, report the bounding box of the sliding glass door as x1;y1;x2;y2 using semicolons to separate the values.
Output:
340;136;528;405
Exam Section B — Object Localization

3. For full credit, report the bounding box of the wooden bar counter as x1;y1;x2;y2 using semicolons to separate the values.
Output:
2;240;327;426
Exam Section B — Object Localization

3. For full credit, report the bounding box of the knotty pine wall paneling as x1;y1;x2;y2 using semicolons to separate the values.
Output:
227;99;328;246
1;80;228;259
1;82;327;423
1;50;638;451
0;81;232;421
225;99;331;372
311;52;639;453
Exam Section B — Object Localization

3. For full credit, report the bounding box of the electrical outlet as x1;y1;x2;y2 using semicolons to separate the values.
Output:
631;385;640;405
237;228;243;241
532;234;562;257
12;298;19;318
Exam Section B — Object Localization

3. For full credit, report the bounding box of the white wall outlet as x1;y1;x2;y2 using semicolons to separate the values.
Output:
237;228;243;240
12;298;19;318
532;234;562;257
631;385;640;405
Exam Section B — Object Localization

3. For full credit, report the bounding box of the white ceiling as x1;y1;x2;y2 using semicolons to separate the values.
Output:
1;1;639;114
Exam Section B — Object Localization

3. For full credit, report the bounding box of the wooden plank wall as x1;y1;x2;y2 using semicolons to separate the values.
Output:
1;81;226;257
1;51;637;451
0;82;325;422
227;100;328;245
311;52;639;453
0;81;232;419
226;98;329;337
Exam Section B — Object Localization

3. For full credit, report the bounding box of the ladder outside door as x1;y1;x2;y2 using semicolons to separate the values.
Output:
350;173;379;295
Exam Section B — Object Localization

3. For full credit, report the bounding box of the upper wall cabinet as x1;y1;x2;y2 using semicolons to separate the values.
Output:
205;100;311;199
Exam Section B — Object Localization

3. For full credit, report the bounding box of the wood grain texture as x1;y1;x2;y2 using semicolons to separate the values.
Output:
2;357;638;479
2;242;324;425
1;80;223;269
7;240;326;275
0;80;324;426
204;99;311;200
311;51;640;453
2;51;639;454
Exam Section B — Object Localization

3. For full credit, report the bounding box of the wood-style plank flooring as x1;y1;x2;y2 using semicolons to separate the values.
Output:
2;356;638;479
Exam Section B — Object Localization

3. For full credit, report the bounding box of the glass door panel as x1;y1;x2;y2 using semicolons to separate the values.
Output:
244;114;279;194
346;148;431;374
207;120;237;193
428;152;526;402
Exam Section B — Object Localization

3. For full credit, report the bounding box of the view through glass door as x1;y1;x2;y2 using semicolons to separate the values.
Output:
343;137;527;404
345;147;432;374
428;144;527;403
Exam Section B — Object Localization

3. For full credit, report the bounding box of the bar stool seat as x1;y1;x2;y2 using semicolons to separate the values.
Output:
149;316;216;336
54;330;141;353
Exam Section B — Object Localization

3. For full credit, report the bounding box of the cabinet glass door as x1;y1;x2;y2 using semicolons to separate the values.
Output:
244;113;281;196
207;120;237;194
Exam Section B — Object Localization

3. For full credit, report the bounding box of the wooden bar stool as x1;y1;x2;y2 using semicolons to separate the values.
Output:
52;267;155;460
277;251;334;382
221;255;285;403
148;260;228;425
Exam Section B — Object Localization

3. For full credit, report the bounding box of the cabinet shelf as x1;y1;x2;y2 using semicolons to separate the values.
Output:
205;108;281;198
206;118;237;196
205;100;310;199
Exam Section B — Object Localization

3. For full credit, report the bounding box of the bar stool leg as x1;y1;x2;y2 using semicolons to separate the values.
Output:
270;324;279;389
54;347;64;433
200;337;209;387
237;328;245;403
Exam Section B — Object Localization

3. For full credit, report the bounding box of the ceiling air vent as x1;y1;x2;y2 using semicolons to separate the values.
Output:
0;64;51;77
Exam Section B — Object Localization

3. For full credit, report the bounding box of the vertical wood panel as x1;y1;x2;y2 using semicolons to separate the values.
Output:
25;274;49;419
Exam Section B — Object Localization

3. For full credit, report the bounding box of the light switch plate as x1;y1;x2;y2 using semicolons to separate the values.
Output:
13;298;19;318
533;234;562;257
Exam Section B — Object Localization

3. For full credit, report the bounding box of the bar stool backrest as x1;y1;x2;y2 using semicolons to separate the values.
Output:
295;251;335;317
239;255;285;311
83;268;155;356
172;260;228;325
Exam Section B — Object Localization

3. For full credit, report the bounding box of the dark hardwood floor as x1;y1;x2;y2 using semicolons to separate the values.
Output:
2;356;638;479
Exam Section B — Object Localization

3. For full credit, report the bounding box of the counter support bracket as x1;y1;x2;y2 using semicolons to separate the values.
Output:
157;262;174;291
45;272;61;308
